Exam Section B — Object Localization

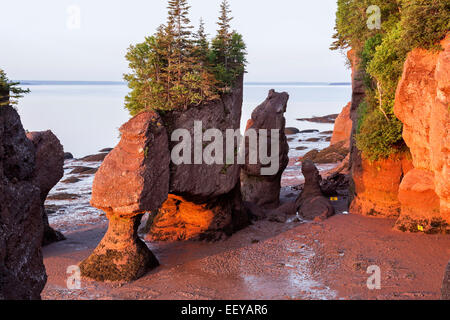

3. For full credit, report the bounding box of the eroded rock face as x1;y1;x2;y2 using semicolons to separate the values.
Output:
240;89;290;209
295;160;334;221
350;153;413;218
27;131;66;245
0;105;47;299
80;111;170;281
394;34;450;230
443;260;450;300
331;102;352;148
396;169;444;233
162;76;243;199
147;183;247;242
146;78;249;241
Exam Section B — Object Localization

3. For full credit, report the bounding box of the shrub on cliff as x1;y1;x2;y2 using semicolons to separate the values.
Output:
124;0;247;115
0;69;29;107
331;0;449;160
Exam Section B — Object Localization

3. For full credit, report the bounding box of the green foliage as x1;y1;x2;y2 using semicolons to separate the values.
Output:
0;69;29;107
356;109;404;160
400;0;450;51
332;0;449;160
124;0;247;115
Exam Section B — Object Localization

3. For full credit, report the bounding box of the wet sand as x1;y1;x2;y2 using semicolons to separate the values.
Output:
42;196;450;300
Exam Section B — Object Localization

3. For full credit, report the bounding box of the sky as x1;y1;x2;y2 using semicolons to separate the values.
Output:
0;0;350;82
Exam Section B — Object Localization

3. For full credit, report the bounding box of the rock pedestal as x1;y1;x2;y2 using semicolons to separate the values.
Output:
80;212;158;282
27;130;66;245
240;89;290;209
80;111;170;281
295;160;335;221
0;105;47;299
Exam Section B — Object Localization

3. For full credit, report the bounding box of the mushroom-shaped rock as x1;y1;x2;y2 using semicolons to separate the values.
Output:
295;160;335;221
240;89;290;209
79;111;170;282
27;130;66;245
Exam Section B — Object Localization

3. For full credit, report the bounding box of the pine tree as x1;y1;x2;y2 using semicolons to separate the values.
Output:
124;0;245;114
0;69;29;107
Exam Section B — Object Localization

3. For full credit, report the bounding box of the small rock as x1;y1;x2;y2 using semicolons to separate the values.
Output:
285;127;300;135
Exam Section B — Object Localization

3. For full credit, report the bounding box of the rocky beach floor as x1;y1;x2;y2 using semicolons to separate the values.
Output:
41;129;450;300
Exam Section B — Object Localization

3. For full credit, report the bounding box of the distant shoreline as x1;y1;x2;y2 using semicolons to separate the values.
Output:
17;80;351;87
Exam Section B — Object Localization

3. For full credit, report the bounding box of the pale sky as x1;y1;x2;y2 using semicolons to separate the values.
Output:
0;0;350;82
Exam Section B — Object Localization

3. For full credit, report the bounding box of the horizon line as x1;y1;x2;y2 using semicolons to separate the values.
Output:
16;80;351;86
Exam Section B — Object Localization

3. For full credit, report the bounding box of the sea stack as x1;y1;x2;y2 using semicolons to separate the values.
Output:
27;130;66;245
240;89;290;209
80;111;170;281
0;106;47;299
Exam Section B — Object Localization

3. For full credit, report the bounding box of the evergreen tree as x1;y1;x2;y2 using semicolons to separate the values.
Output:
211;0;246;91
124;0;246;114
0;69;29;107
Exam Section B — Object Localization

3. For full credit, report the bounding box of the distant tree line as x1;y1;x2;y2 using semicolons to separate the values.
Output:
124;0;247;115
331;0;449;160
0;69;29;107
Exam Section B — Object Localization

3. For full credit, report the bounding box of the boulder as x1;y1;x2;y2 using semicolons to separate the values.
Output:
443;260;450;300
302;141;349;164
350;153;413;218
0;105;47;300
285;127;300;135
146;77;249;241
80;111;170;281
394;34;450;227
64;152;73;160
80;153;108;162
330;102;352;148
295;160;335;221
27;130;66;245
240;89;290;209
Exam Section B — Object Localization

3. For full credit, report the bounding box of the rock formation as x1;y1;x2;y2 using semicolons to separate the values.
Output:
0;105;47;299
240;89;290;209
80;111;170;281
147;77;249;241
330;102;352;148
346;48;417;219
443;260;450;300
394;34;450;232
350;153;413;218
295;160;335;221
27;130;66;245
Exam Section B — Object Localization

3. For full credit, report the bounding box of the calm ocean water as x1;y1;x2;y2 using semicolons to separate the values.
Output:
17;83;351;157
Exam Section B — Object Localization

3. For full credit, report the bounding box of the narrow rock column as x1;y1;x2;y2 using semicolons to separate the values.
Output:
80;212;158;282
80;111;170;282
241;90;290;209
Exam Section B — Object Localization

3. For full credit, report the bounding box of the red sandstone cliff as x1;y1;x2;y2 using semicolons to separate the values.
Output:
393;34;450;233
